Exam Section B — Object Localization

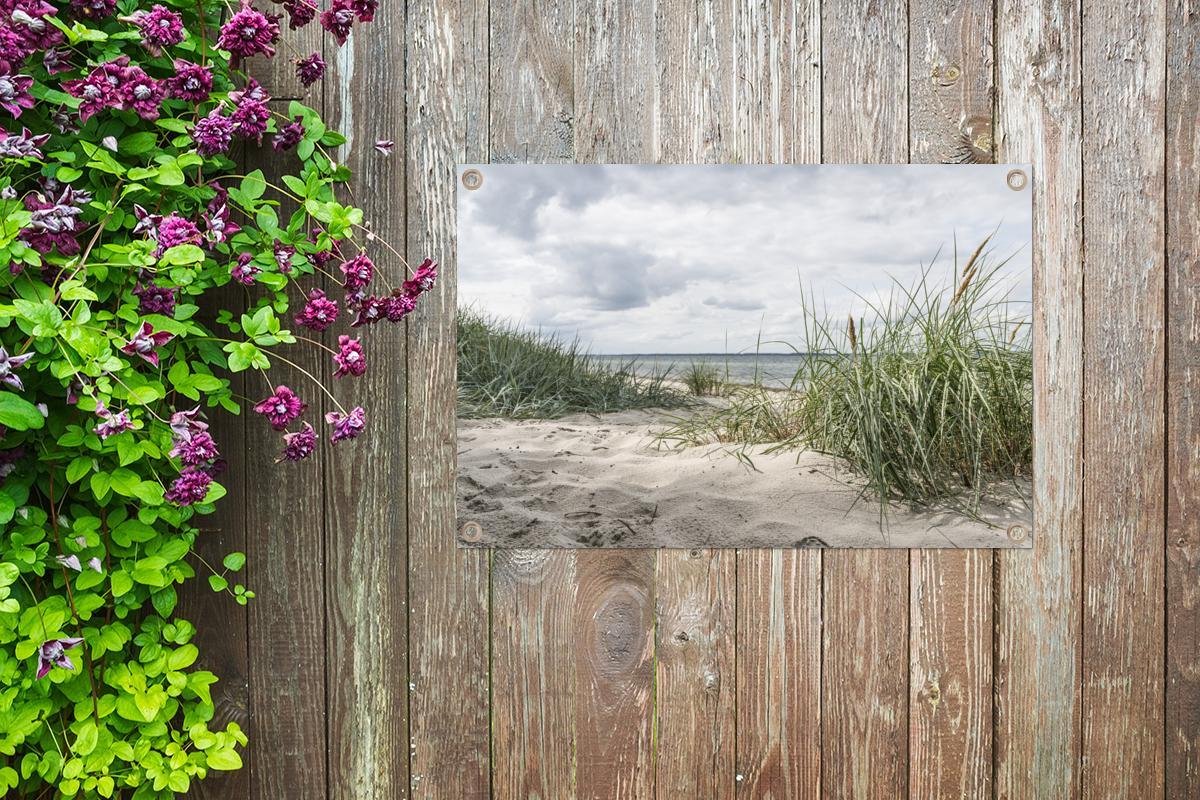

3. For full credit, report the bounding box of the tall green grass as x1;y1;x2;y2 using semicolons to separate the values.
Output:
681;361;730;396
457;308;689;419
660;236;1033;514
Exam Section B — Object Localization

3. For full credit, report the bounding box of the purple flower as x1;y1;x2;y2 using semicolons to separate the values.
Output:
339;253;374;291
384;291;416;322
0;346;34;390
295;52;325;86
154;213;201;257
204;184;241;244
319;0;355;44
230;252;260;285
169;406;209;441
273;239;295;273
0;126;50;159
325;406;365;443
170;430;220;466
70;0;116;19
63;59;128;121
374;139;393;156
130;5;185;53
0;74;34;118
295;288;339;331
132;203;161;237
350;295;387;327
56;554;82;572
118;66;164;120
277;422;316;462
120;321;174;367
253;385;306;430
0;447;24;478
87;557;103;573
167;60;212;102
192;108;234;157
20;182;90;256
217;1;281;58
332;335;366;378
229;81;270;141
402;257;438;298
351;0;378;21
36;637;83;679
283;0;317;28
133;283;176;315
165;467;213;505
272;116;305;151
94;402;132;439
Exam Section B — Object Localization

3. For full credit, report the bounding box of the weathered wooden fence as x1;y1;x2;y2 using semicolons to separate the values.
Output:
181;0;1198;797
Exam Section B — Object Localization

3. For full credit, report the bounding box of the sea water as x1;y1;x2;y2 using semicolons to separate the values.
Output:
590;353;810;390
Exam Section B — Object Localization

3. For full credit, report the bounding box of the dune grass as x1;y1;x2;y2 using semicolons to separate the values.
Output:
658;236;1033;514
457;308;690;419
681;361;730;396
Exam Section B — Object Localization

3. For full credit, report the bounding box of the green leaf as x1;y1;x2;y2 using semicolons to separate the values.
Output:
72;721;98;757
155;161;185;186
110;571;133;598
208;574;228;592
0;393;45;431
66;456;93;483
159;243;206;266
222;552;246;572
206;748;243;771
240;169;267;201
167;644;198;671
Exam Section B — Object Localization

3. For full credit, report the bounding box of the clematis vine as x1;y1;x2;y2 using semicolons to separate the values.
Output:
36;638;83;679
121;322;174;366
0;346;34;389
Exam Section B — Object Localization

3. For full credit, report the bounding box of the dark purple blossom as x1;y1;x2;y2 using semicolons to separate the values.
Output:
295;288;339;331
120;321;174;366
204;184;240;244
0;446;24;478
94;403;132;439
272;116;305;151
154;213;201;257
130;5;184;53
253;385;306;430
133;283;176;315
169;406;209;441
351;0;378;21
320;0;355;44
217;1;281;58
402;257;438;298
384;291;416;322
277;422;316;462
325;406;365;443
132;204;161;237
41;47;70;74
36;637;83;679
169;430;219;466
63;58;128;121
332;335;366;378
0;346;33;390
273;239;295;273
118;66;164;120
192;108;233;156
350;295;386;327
295;52;325;86
167;59;212;101
69;0;115;19
374;139;393;156
230;252;259;285
3;0;62;63
0;73;34;117
339;253;374;291
283;0;317;28
0;125;47;158
20;183;89;255
165;467;213;505
230;83;270;141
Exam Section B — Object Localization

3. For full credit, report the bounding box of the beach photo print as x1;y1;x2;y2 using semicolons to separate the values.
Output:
455;165;1034;549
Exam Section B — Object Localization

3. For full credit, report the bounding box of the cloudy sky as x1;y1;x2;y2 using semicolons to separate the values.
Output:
457;164;1032;354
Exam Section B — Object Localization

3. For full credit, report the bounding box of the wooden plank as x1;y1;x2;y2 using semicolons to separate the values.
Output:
1080;0;1167;796
570;5;657;798
992;1;1084;796
240;103;330;800
820;2;910;797
485;3;577;797
322;2;409;796
723;3;824;799
906;3;995;798
1165;0;1200;794
405;0;492;796
649;6;736;798
736;551;822;798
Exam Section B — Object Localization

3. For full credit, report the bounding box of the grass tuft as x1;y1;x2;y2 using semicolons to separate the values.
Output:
457;308;690;419
659;236;1033;515
681;361;730;397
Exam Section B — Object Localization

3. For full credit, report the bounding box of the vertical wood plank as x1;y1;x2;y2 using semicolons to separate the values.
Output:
1166;0;1200;794
992;1;1084;796
821;2;911;798
323;2;409;796
725;3;824;799
406;0;492;796
486;3;577;797
571;4;658;798
907;3;995;798
1081;0;1167;796
650;5;737;798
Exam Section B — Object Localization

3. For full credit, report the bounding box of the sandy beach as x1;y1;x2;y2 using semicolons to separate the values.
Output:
456;408;1033;549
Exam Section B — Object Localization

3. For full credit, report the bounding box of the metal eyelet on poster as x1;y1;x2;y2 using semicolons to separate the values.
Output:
1006;168;1028;191
461;168;483;190
460;520;483;542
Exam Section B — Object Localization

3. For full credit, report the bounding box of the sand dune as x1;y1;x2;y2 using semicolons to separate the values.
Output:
456;408;1032;549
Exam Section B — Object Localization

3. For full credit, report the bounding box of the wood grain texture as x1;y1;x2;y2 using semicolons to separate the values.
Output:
1166;0;1200;795
486;2;578;796
1081;0;1167;796
906;4;995;798
993;0;1085;796
821;2;910;798
405;0;492;797
736;551;821;799
323;1;409;795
